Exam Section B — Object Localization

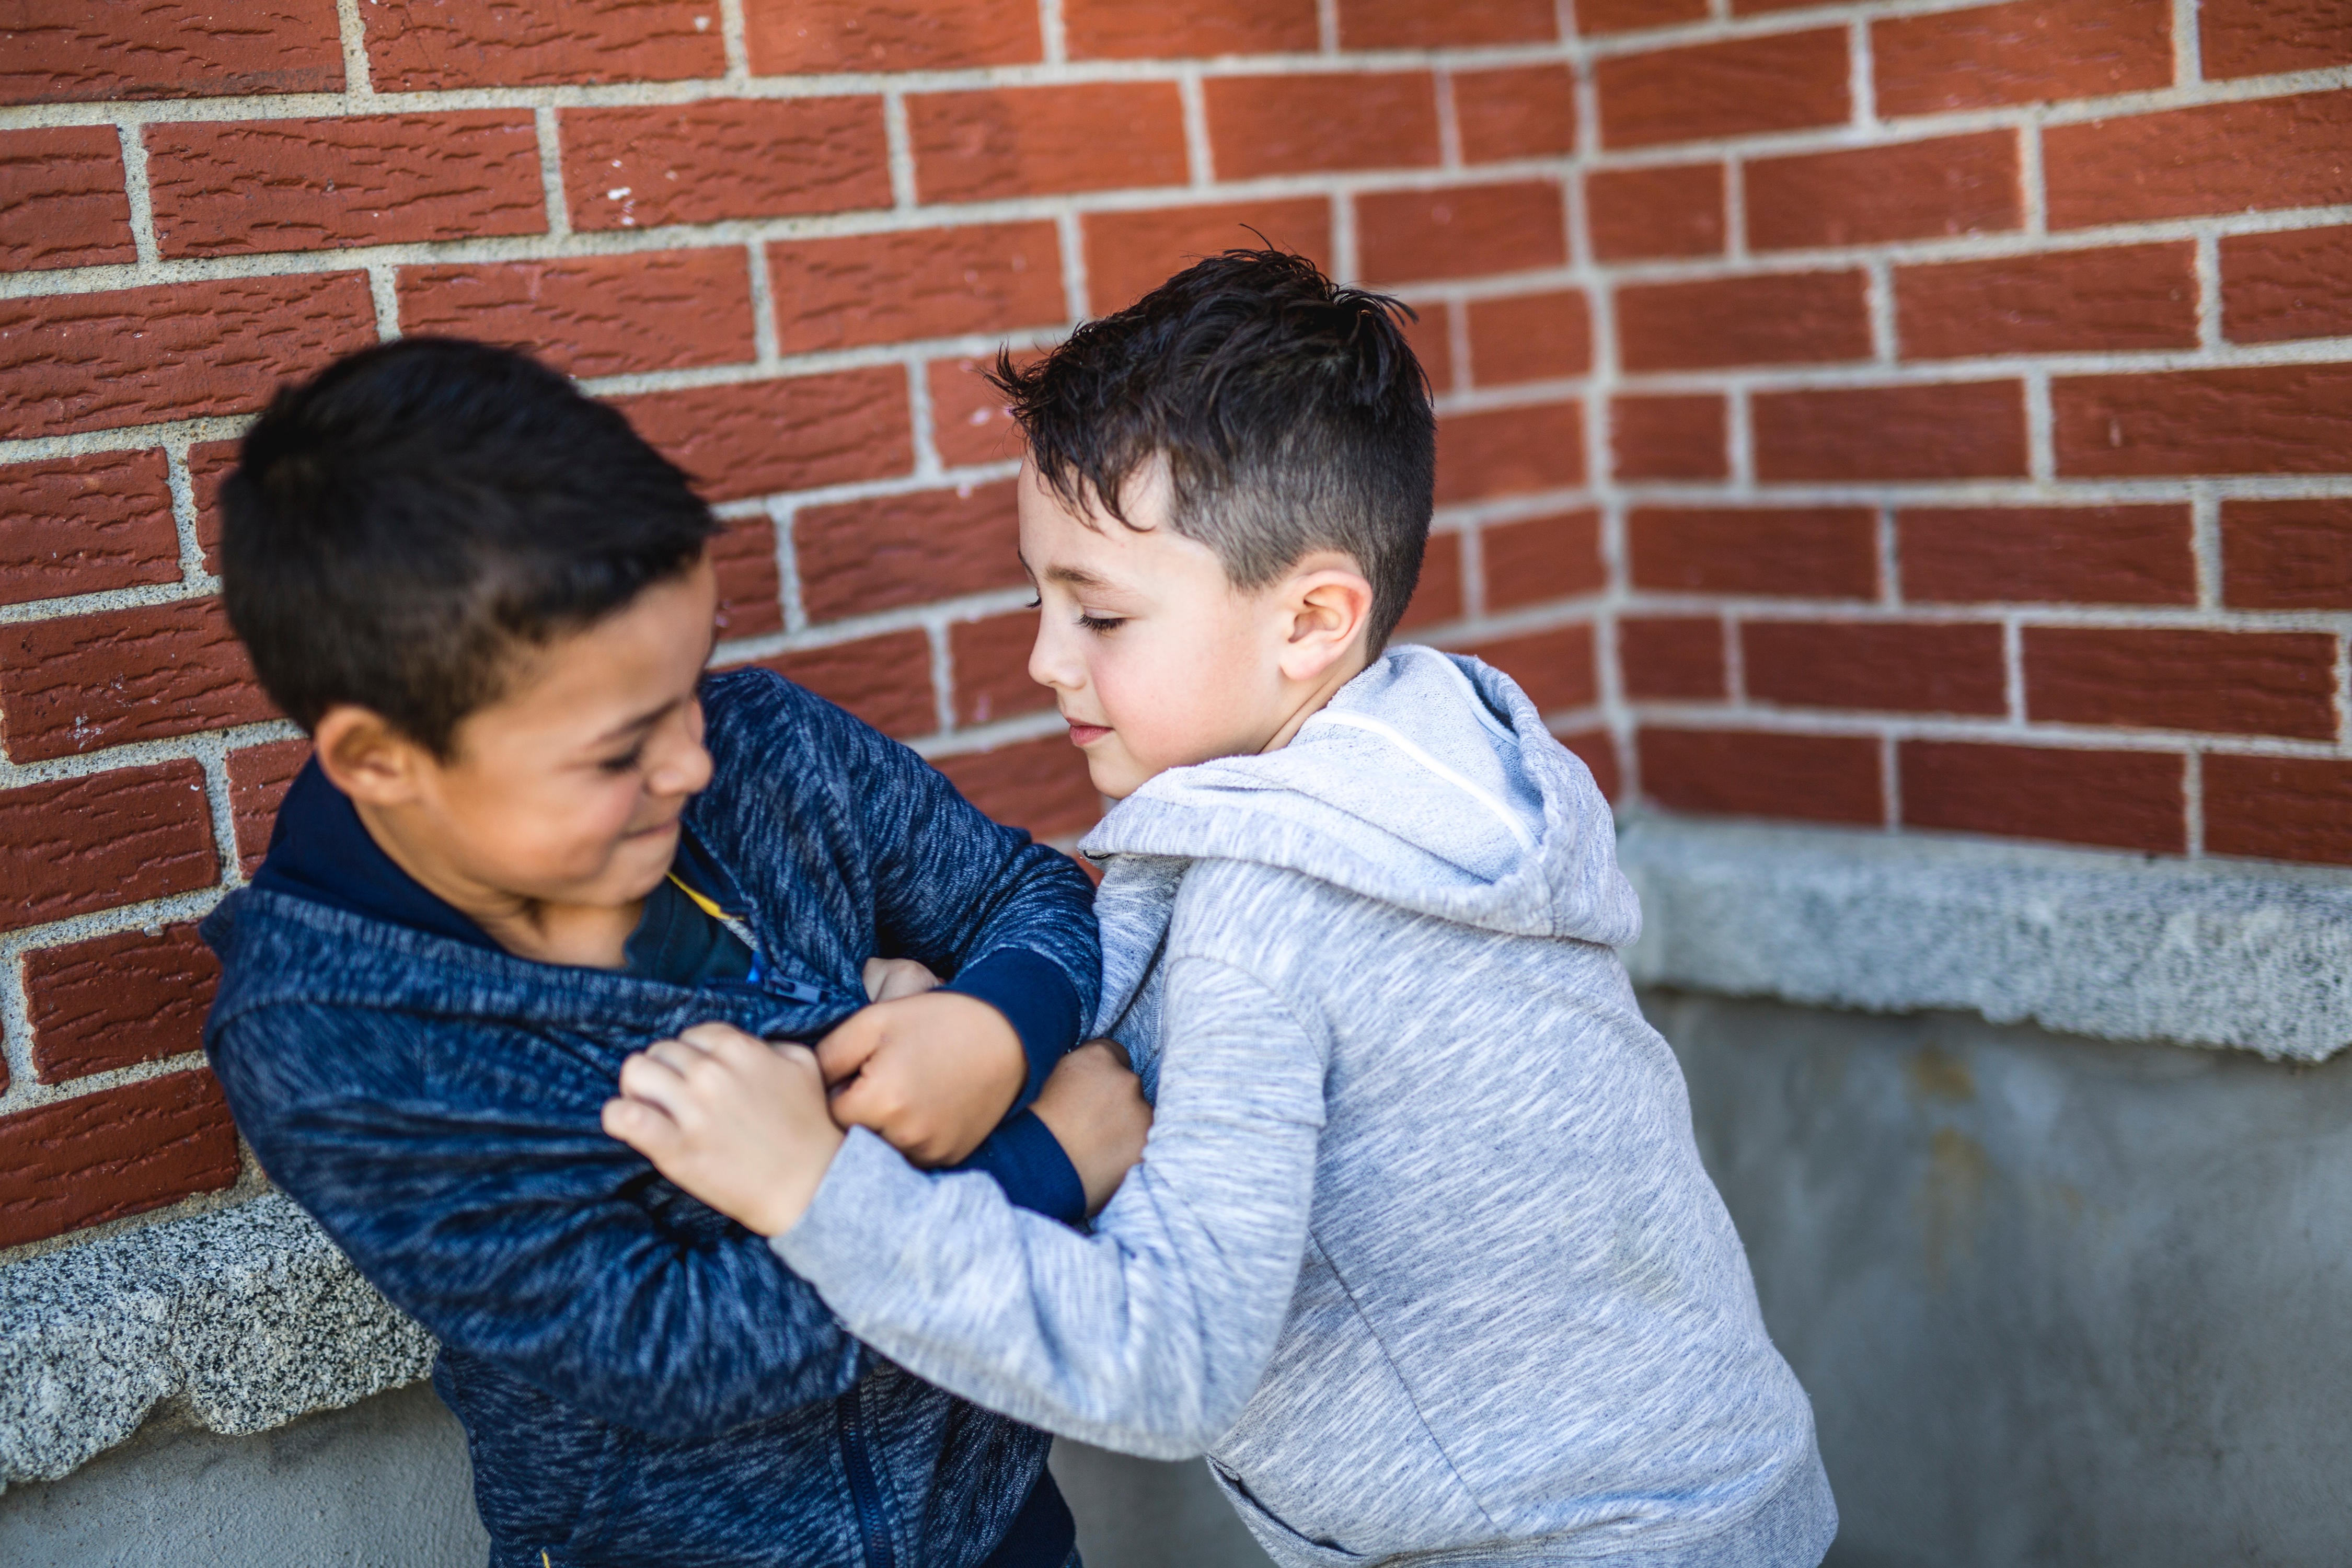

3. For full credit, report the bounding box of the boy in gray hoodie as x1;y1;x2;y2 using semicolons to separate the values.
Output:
604;251;1837;1568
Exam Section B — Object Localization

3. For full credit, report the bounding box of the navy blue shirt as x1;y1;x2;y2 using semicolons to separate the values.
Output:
207;670;1097;1568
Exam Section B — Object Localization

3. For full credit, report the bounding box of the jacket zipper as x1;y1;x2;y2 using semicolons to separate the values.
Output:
835;1390;896;1568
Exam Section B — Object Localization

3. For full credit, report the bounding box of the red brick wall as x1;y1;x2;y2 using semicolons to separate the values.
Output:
3;0;2349;1255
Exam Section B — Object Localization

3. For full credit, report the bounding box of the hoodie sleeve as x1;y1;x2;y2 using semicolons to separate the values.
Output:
823;701;1102;1108
771;953;1326;1458
214;1005;863;1442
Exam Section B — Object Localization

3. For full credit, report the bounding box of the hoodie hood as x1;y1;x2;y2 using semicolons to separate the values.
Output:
1079;644;1640;950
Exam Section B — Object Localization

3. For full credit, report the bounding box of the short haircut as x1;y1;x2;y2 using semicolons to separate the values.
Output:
221;337;717;757
991;248;1436;649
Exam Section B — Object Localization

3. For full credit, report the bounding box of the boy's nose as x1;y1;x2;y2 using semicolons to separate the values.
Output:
1028;620;1081;694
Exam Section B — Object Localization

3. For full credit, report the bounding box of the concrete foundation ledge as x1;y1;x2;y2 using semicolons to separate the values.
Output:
0;1194;431;1492
1615;814;2352;1063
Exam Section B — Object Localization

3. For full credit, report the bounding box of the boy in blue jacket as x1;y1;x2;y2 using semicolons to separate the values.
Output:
199;338;1148;1568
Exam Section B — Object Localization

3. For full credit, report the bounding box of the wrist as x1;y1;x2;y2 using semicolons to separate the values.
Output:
750;1121;847;1238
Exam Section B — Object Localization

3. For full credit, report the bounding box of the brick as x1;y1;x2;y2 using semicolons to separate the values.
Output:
396;250;755;379
2;763;217;932
2025;627;2338;738
1082;199;1334;315
1611;395;1728;480
1874;0;2173;117
2052;365;2352;478
1895;243;2196;360
795;480;1023;622
228;737;309;872
1620;616;1725;700
1;597;271;762
364;0;724;89
2200;0;2352;79
1401;301;1455;395
1356;181;1567;285
1;451;180;607
1455;66;1577;163
1397;532;1466;631
750;630;938;740
1465;291;1590;387
1435;401;1585;504
2222;500;2352;609
1585;164;1724;260
911;84;1188;204
612;368;910;503
1482;510;1605;610
26;924;218;1083
189;441;237;575
1629;507;1877;598
768;223;1065;354
1617;272;1870;373
1338;0;1558;48
929;356;1027;468
1755;381;2028;481
0;2;341;104
0;273;375;441
2045;92;2352;229
145;113;545;258
1597;31;1849;150
0;126;133;270
2206;756;2352;865
1900;741;2185;853
1743;620;2007;716
1899;505;2195;605
710;515;783;640
1638;728;1882;824
1558;727;1621;801
0;1070;240;1249
951;614;1052;728
1462;625;1597;713
562;99;890;230
1204;73;1440;181
1575;0;1708;34
934;736;1102;841
1065;0;1318;56
1747;133;2021;251
744;0;1040;71
2221;226;2352;345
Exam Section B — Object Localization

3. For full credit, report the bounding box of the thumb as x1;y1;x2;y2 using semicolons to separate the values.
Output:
814;1009;885;1086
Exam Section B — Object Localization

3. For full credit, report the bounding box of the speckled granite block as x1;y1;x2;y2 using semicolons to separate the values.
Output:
0;1194;432;1490
1618;814;2352;1062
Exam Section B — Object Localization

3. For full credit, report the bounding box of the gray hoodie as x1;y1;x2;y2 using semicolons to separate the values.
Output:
777;646;1836;1568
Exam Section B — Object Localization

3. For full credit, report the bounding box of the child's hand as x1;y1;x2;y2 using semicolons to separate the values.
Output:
861;956;942;1002
817;993;1025;1168
1030;1041;1153;1216
602;1023;844;1237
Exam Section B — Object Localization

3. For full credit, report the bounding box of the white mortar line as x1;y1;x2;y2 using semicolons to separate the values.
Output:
927;621;960;733
2000;615;2025;724
905;360;941;479
1864;257;1896;362
366;264;401;339
161;437;208;582
2191;485;2224;608
746;238;782;367
2016;120;2046;236
533;106;572;237
1434;68;1465;169
1879;733;1900;829
2023;368;2054;484
882;90;917;210
2172;0;2203;86
1178;69;1215;187
333;0;375;99
1849;16;1877;129
768;499;809;634
2182;748;2205;854
115;123;159;267
2194;231;2224;347
1317;0;1340;55
718;0;752;83
1039;0;1068;66
1722;156;1748;261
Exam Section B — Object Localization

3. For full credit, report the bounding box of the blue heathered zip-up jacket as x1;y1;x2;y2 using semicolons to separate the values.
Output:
199;668;1103;1568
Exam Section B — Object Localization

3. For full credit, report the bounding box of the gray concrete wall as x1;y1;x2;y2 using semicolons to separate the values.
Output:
0;1377;1270;1568
1648;987;2352;1568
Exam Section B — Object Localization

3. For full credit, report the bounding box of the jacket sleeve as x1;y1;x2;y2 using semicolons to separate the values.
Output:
827;708;1103;1105
214;1006;864;1442
770;954;1325;1458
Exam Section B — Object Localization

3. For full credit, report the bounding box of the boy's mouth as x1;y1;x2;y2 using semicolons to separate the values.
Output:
1066;721;1111;747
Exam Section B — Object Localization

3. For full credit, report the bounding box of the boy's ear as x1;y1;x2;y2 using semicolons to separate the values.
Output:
313;704;433;806
1277;558;1376;683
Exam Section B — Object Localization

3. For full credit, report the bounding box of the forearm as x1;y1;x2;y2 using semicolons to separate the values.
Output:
774;960;1322;1456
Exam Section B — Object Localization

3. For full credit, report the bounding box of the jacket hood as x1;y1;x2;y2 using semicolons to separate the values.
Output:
1079;644;1640;949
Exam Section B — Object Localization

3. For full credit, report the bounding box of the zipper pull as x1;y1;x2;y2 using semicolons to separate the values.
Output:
773;977;825;1005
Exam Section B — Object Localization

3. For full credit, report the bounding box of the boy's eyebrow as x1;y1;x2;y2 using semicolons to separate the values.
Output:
592;628;720;746
1016;548;1127;596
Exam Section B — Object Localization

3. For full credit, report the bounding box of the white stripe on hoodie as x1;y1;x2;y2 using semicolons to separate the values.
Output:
777;645;1835;1568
